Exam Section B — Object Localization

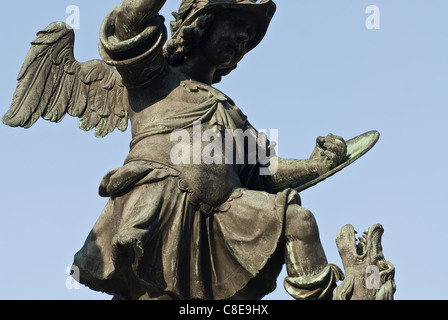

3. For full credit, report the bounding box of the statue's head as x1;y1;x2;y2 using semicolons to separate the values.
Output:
164;0;276;83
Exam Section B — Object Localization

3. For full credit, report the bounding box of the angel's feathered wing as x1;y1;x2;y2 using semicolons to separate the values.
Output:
2;22;129;138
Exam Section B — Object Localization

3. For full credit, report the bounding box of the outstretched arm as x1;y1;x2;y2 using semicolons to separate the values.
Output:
261;134;347;192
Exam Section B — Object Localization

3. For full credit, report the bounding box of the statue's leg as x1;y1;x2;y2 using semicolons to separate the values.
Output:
283;204;343;300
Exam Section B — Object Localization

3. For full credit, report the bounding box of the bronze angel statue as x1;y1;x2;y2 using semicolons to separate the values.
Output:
2;0;395;300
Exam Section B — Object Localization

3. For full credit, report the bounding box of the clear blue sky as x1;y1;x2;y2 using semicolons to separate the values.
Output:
0;0;447;300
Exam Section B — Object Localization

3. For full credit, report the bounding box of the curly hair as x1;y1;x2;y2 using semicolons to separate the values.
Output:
163;13;237;84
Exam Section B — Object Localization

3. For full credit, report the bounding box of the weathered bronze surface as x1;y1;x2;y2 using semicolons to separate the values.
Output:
2;0;395;300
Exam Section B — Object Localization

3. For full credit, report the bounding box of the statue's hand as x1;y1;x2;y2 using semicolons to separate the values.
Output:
310;134;347;174
115;0;167;40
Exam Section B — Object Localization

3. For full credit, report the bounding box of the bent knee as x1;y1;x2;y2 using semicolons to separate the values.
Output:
286;205;316;227
285;205;320;241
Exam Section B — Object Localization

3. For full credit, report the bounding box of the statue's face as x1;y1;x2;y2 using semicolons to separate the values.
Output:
200;11;258;69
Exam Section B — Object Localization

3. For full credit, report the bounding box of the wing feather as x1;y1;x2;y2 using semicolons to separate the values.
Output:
114;86;127;118
2;22;129;137
68;79;87;117
80;85;102;132
9;53;53;128
92;83;109;118
43;71;75;123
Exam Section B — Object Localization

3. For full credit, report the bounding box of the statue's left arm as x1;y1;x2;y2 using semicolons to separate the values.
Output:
258;134;347;192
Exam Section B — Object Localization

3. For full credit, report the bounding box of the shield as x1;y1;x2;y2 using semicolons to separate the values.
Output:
295;130;380;193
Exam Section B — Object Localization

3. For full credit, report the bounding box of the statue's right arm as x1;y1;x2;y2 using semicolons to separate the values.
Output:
100;0;168;86
114;0;167;41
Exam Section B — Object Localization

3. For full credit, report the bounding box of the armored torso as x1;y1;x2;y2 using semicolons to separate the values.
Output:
125;71;261;207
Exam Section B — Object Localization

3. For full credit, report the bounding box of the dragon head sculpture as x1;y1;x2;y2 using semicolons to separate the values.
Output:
333;224;396;300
